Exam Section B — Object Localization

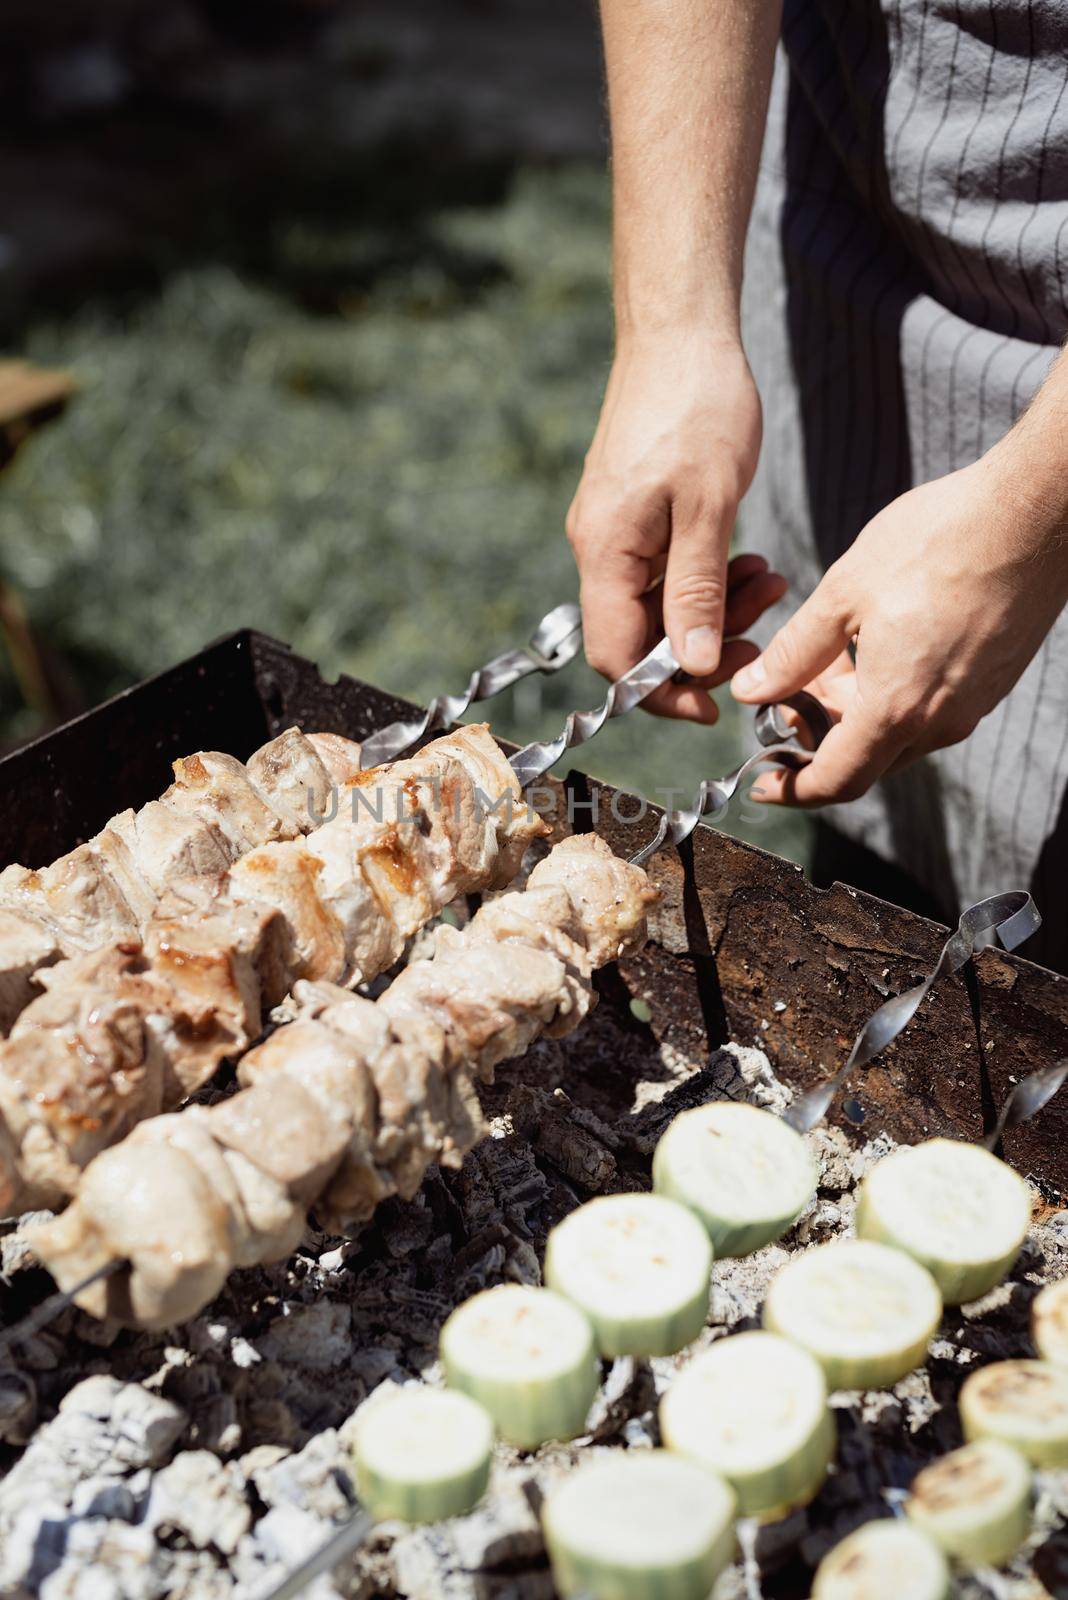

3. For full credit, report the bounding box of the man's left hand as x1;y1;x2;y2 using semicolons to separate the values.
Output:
731;451;1068;806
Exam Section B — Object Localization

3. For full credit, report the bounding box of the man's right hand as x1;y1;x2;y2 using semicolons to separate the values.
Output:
566;334;782;723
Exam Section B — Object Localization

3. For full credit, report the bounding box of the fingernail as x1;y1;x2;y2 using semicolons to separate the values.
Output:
732;656;766;695
683;626;719;674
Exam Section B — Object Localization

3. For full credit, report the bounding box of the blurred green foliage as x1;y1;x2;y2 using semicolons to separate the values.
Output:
1;165;810;864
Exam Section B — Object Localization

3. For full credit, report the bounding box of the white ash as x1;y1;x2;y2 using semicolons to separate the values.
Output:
231;1503;350;1600
143;1451;250;1554
2;1212;54;1276
725;1040;795;1117
1;1033;1066;1600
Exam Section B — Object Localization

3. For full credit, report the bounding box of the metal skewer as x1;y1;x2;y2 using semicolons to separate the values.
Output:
359;603;582;769
0;1257;125;1355
981;1057;1068;1152
257;1508;375;1600
508;636;679;790
783;889;1042;1135
628;691;834;867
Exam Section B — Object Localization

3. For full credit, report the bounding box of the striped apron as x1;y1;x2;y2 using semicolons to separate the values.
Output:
742;0;1068;971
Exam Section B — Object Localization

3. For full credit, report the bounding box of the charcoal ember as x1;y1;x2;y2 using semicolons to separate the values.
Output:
502;1235;541;1285
728;1041;795;1115
391;1476;548;1600
144;1450;251;1554
788;1198;848;1248
8;1327;65;1372
239;1398;303;1452
463;1132;552;1226
188;1392;243;1457
0;1379;186;1591
806;1127;855;1195
379;1196;436;1258
232;1503;352;1600
1;1211;53;1275
158;1549;236;1600
1034;1531;1068;1598
344;1343;407;1392
348;1276;452;1346
450;1475;544;1568
580;1357;643;1444
260;1303;353;1370
35;1520;173;1600
510;1085;616;1192
251;1427;355;1521
0;1367;37;1444
621;1046;757;1155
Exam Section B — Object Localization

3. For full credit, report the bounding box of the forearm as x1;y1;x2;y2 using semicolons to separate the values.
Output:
600;0;782;341
988;346;1068;583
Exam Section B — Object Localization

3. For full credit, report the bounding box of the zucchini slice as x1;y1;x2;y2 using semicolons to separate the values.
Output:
960;1359;1068;1467
652;1101;816;1258
811;1519;950;1599
542;1450;737;1600
659;1329;835;1518
763;1239;942;1390
855;1138;1032;1304
440;1285;600;1449
905;1437;1032;1568
544;1193;712;1357
1032;1279;1068;1366
351;1386;494;1523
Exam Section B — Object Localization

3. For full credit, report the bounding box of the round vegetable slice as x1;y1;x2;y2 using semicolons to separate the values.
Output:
811;1519;950;1599
440;1285;599;1449
544;1193;712;1357
763;1238;942;1389
960;1359;1068;1467
905;1437;1032;1568
351;1386;494;1523
855;1138;1032;1304
652;1101;816;1258
1032;1279;1068;1366
659;1329;834;1517
542;1450;737;1600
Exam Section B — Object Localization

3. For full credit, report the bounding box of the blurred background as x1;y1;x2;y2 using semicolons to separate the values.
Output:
0;0;810;866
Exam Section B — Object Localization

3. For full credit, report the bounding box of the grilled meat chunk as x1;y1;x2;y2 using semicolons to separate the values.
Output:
0;726;546;1214
31;835;655;1328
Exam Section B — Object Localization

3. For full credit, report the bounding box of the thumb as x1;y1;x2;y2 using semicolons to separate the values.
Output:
663;503;733;676
731;579;851;702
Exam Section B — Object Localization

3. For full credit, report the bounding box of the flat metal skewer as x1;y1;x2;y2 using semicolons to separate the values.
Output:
508;636;679;790
783;889;1042;1135
0;1257;126;1355
257;1508;376;1600
981;1057;1068;1151
359;603;582;768
628;691;834;866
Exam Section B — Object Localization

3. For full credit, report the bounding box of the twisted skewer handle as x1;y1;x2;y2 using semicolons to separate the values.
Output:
359;602;582;768
982;1057;1068;1152
784;889;1042;1135
508;636;679;790
628;691;834;867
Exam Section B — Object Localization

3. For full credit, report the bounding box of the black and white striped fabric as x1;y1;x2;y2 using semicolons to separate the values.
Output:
742;0;1068;971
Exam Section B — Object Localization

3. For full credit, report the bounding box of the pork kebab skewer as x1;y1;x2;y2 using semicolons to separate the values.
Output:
0;725;364;1035
30;834;656;1329
0;600;583;1038
0;724;545;1216
0;636;676;1218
